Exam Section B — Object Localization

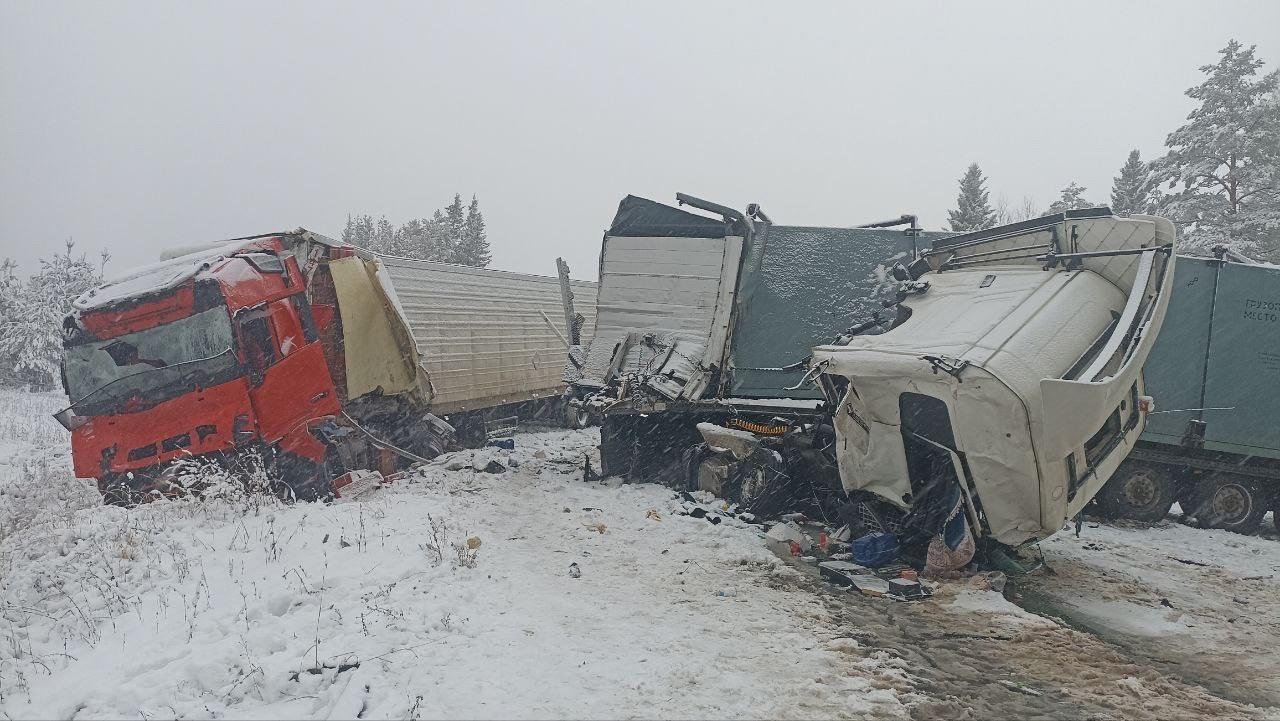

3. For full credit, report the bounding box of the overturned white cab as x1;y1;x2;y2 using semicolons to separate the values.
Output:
811;209;1177;546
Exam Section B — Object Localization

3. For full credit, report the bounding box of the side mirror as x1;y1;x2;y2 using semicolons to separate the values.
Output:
53;407;88;432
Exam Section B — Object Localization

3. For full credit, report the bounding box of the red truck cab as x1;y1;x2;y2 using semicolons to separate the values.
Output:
58;234;344;502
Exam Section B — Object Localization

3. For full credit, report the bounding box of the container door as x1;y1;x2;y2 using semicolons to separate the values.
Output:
1140;257;1218;445
1201;262;1280;458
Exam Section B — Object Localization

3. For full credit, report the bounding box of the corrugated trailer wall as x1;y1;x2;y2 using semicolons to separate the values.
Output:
376;255;597;414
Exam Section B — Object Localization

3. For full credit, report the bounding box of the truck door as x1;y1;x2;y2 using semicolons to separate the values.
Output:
238;295;341;457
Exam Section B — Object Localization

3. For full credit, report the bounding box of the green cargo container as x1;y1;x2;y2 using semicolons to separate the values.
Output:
1141;256;1280;459
1100;254;1280;535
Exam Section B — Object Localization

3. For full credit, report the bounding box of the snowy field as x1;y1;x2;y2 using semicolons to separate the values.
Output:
3;388;1278;719
1;392;917;719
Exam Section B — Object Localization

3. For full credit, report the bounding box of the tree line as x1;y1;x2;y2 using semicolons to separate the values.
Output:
0;242;107;388
342;193;492;267
946;40;1279;261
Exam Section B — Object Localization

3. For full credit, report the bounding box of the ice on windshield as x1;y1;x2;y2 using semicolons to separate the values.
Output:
63;306;239;409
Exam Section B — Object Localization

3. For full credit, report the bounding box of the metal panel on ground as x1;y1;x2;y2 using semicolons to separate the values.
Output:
1201;261;1280;459
377;255;598;414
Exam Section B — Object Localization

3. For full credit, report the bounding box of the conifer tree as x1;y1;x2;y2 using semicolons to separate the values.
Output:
1111;150;1155;215
455;195;492;267
946;163;996;232
1153;40;1280;258
1045;182;1094;214
0;240;104;388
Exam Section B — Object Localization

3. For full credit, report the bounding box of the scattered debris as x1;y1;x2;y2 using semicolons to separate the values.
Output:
332;469;384;499
568;562;581;578
583;522;607;534
852;532;899;568
766;522;813;557
486;438;516;450
466;536;482;550
646;509;662;521
888;577;927;600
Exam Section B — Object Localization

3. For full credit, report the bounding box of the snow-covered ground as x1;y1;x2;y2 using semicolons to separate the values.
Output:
1;398;916;719
3;388;1277;719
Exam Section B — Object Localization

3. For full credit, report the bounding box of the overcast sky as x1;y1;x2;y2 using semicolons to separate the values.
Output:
3;1;1277;281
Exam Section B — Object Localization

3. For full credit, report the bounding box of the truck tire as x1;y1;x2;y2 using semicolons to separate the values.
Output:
1094;460;1176;522
563;401;592;430
1189;475;1268;535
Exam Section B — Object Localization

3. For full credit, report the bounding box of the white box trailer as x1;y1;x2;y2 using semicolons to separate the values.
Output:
372;253;598;418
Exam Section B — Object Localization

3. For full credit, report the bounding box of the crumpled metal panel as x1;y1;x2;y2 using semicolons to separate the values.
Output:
579;235;736;388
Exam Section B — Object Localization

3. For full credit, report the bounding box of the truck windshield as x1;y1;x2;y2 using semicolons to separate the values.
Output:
63;306;240;415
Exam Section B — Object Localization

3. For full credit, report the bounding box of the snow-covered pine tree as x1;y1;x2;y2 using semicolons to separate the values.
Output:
454;195;492;268
427;209;453;262
1153;40;1280;259
0;240;104;388
0;259;21;385
1111;150;1157;215
373;216;396;255
442;194;466;263
947;163;997;232
394;218;426;259
1045;183;1094;214
341;214;376;250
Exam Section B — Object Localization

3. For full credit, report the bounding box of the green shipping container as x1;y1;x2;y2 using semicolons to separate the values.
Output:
1141;256;1280;460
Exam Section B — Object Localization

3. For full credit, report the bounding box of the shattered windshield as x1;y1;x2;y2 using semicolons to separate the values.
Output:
63;306;240;415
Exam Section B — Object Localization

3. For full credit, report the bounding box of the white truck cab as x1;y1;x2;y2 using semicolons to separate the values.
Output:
811;209;1176;546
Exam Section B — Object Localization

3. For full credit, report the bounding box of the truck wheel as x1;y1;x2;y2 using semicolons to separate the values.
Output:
563;401;592;430
1190;476;1267;535
1094;461;1175;522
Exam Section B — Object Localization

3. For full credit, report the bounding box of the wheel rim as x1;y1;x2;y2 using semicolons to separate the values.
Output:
1121;472;1159;508
1208;484;1252;524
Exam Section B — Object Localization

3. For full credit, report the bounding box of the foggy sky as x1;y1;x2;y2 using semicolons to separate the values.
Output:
3;1;1278;281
